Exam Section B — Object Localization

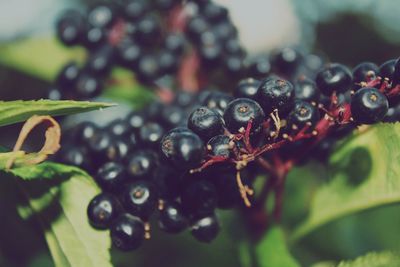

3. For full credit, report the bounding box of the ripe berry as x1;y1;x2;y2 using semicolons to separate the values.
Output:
161;128;205;169
383;103;400;123
96;162;127;192
87;4;115;28
88;130;120;165
191;214;220;243
56;62;80;89
127;111;146;133
352;62;379;88
158;201;188;234
392;57;400;86
272;47;302;76
351;87;389;124
294;77;320;103
136;54;161;83
122;180;159;219
188;107;224;141
82;25;106;49
125;0;149;21
223;98;265;134
72;121;98;144
74;72;103;99
85;45;115;75
187;16;209;41
58;145;92;171
135;14;161;45
87;193;120;229
202;3;228;23
256;77;295;114
107;119;131;138
159;49;179;73
207;135;231;157
181;180;217;218
287;100;320;129
203;91;233;115
110;213;145;251
56;10;85;46
379;59;396;81
160;106;186;128
116;38;141;69
316;63;352;95
139;122;165;148
234;78;261;100
247;56;271;79
127;150;158;179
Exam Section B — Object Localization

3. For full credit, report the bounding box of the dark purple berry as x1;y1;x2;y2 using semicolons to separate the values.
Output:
287;100;320;129
247;56;271;79
161;128;205;169
256;77;295;114
203;91;233;115
188;107;224;141
181;180;217;217
116;38;141;69
96;162;127;192
139;122;165;148
272;47;302;76
379;59;396;81
122;180;159;219
316;63;353;95
87;193;120;229
87;4;115;28
56;10;84;46
110;213;145;251
82;26;105;49
223;98;265;134
158;201;188;233
351;87;389;124
392;57;400;86
234;78;261;100
85;45;115;75
294;77;320;103
191;214;220;243
107;119;131;138
135;14;161;45
74;72;103;99
56;62;80;89
126;150;158;180
352;62;379;89
124;0;149;21
207;135;231;157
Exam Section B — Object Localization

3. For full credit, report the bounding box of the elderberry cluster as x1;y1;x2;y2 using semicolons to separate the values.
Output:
51;0;185;100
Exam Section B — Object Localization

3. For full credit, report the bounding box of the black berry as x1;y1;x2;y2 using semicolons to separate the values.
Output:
188;107;224;141
158;201;188;233
316;63;352;95
256;77;295;114
122;180;159;219
87;193;120;229
191;214;220;243
110;213;145;251
351;87;389;124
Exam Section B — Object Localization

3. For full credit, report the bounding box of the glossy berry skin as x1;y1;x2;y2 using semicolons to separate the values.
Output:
87;193;120;229
116;38;141;69
287;100;320;128
107;119;131;138
58;146;92;171
56;10;84;46
86;45;115;75
351;87;389;124
191;214;220;243
247;56;271;79
160;106;185;128
158;201;188;234
202;3;228;23
392;57;400;86
126;150;158;180
161;128;204;169
74;72;103;99
136;54;161;83
83;26;106;49
72;121;98;144
122;180;159;219
316;63;352;95
294;77;320;103
223;98;265;134
203;92;234;115
135;14;161;45
87;4;115;28
56;62;80;89
125;0;149;21
139;122;165;148
96;162;127;192
234;78;261;100
272;47;302;76
164;33;185;55
181;180;217;218
207;135;231;157
188;107;224;141
127;111;146;133
352;62;379;88
379;59;396;81
256;77;295;114
110;213;145;251
88;130;120;165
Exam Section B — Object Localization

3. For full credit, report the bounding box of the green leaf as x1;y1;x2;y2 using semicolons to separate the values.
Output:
0;37;85;81
337;251;400;267
12;162;112;267
0;99;115;127
256;227;300;267
292;124;400;241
